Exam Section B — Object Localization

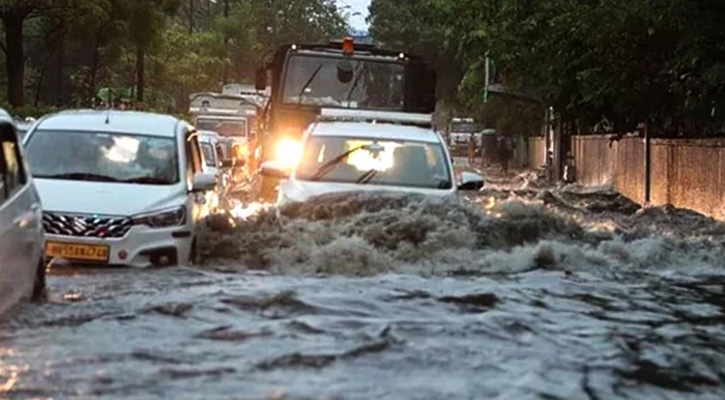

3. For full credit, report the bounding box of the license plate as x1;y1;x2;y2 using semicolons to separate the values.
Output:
45;242;110;262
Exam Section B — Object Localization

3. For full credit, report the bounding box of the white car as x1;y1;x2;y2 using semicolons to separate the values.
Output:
198;130;229;210
261;109;484;206
22;110;217;268
0;109;45;314
198;130;226;186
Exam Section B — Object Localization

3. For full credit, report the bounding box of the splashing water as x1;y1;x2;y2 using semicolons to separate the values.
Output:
200;191;725;278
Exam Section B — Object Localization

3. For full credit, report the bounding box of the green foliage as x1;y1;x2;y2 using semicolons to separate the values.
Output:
0;0;348;111
370;0;725;134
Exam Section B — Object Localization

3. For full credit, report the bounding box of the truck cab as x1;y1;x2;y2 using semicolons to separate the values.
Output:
255;37;437;201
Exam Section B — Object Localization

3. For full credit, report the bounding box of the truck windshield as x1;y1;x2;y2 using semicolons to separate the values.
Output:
197;118;247;138
282;55;405;110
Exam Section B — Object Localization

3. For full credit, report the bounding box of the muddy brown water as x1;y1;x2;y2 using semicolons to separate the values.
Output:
2;188;725;400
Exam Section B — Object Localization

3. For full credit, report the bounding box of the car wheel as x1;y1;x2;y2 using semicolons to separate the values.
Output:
31;257;47;302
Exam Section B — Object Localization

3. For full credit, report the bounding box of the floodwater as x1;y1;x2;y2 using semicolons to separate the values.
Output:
2;175;725;399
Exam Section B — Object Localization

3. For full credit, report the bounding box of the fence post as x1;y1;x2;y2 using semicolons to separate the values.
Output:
644;122;651;205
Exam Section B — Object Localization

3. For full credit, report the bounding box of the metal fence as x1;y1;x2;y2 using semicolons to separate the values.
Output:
570;134;725;219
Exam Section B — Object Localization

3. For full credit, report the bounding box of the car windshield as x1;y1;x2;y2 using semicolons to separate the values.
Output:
282;55;405;110
25;130;179;184
196;118;247;138
200;142;216;167
295;136;452;189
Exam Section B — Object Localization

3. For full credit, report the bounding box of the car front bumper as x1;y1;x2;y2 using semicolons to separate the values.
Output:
44;225;194;268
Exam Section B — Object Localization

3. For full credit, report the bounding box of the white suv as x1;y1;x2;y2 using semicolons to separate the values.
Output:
23;110;217;268
261;109;484;206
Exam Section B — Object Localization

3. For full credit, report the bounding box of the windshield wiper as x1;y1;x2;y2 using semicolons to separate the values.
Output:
355;168;379;184
309;145;367;181
122;176;173;185
297;64;324;106
35;172;120;182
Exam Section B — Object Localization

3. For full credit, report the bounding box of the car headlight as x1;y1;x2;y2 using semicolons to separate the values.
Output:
275;138;302;168
132;206;186;228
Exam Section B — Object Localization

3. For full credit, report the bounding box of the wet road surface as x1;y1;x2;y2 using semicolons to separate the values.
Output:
2;178;725;399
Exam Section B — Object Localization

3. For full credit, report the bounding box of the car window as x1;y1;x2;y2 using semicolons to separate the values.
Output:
25;130;179;184
0;123;27;200
200;142;216;167
295;136;452;189
196;119;247;138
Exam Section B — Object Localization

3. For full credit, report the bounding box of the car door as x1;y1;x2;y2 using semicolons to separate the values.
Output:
0;122;42;313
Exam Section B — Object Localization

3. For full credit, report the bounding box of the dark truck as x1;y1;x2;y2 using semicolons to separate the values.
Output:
254;37;436;201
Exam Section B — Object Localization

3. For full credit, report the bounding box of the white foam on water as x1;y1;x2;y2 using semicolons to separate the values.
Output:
203;191;725;278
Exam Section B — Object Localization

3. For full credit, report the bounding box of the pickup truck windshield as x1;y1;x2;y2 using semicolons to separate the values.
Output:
295;136;452;189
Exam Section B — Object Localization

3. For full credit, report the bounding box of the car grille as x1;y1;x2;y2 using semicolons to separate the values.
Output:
42;212;133;238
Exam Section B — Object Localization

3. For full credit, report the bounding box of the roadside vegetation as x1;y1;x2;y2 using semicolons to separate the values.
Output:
369;0;725;135
0;0;346;115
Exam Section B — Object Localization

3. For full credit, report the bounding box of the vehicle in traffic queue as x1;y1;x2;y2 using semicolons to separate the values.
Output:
447;117;483;156
0;108;46;315
189;91;263;171
254;36;437;202
197;131;229;212
260;108;485;207
22;110;218;268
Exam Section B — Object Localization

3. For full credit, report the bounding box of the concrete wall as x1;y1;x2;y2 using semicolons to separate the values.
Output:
570;134;725;219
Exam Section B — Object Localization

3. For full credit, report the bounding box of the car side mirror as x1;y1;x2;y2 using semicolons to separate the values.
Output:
260;161;289;179
191;172;217;192
220;159;233;168
458;171;485;191
255;66;267;91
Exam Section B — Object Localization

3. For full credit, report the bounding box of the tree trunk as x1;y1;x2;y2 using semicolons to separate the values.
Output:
88;33;101;106
136;46;145;103
188;0;194;33
2;11;26;108
55;34;65;106
34;50;54;107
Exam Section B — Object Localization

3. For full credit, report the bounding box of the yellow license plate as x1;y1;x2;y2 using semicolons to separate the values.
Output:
45;242;110;262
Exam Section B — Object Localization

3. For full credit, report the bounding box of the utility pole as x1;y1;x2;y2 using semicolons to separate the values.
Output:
481;52;491;169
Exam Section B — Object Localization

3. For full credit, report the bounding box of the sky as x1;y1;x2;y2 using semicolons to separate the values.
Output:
336;0;371;32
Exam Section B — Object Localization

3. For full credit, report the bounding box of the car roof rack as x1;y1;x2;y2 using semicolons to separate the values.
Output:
318;108;432;127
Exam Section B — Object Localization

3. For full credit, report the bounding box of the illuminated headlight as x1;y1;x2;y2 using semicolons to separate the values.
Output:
275;138;302;168
132;206;186;228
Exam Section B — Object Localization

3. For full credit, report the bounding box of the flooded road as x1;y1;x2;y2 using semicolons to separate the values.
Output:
3;174;725;399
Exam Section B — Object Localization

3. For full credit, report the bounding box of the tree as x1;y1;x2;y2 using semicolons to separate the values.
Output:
0;0;49;107
370;0;725;135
